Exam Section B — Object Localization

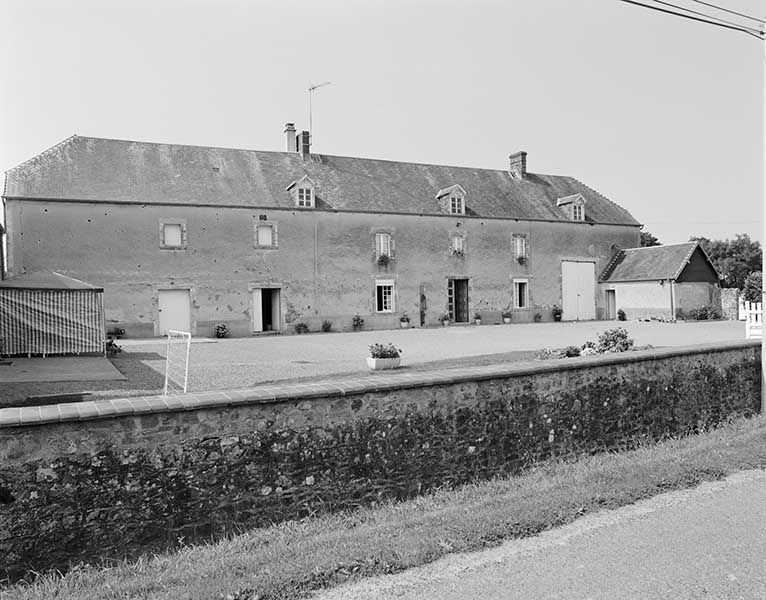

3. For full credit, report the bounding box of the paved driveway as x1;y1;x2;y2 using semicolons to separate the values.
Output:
117;320;746;392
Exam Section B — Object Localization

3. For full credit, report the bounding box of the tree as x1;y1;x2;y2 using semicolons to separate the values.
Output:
742;272;762;303
690;234;762;290
640;231;661;247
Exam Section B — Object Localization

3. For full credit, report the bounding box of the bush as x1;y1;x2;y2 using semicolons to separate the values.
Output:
533;312;542;322
321;320;333;332
352;315;364;331
563;345;581;357
687;305;721;321
369;343;401;358
596;327;634;353
617;308;626;321
742;271;762;303
294;322;309;334
214;323;229;338
536;348;564;360
105;339;122;356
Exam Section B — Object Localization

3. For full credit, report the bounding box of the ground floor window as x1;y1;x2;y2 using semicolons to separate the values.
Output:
513;279;528;308
375;279;395;312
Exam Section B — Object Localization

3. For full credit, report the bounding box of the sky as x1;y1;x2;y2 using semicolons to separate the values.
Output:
1;0;763;245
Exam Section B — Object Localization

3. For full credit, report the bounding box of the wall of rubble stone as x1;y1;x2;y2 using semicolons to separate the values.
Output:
0;341;760;580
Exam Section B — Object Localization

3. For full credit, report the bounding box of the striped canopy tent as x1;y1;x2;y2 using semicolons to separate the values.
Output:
0;271;105;356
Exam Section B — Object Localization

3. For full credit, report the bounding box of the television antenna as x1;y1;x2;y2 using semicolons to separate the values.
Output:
308;81;332;147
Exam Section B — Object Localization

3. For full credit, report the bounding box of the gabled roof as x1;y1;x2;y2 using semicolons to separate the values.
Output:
556;193;586;206
600;242;718;283
3;135;641;226
0;271;103;291
435;183;466;199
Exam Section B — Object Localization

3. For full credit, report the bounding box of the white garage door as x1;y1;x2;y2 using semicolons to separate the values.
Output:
561;261;596;321
158;289;191;335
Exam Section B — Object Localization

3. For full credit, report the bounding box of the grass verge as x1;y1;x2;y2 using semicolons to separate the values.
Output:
4;415;766;600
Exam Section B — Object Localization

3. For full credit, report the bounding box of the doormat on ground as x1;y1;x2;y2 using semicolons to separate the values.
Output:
0;356;127;383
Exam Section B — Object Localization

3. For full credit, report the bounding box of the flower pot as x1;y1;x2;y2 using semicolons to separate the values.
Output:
474;319;482;326
442;320;450;326
366;357;401;370
400;321;409;328
503;317;511;324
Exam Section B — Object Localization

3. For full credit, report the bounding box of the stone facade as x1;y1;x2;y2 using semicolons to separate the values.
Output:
4;199;639;337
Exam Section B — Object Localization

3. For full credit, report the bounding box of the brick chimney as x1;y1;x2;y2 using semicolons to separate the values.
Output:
509;151;527;179
284;123;297;152
299;130;311;158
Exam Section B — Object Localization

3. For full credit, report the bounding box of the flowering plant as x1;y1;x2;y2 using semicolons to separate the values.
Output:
369;343;401;359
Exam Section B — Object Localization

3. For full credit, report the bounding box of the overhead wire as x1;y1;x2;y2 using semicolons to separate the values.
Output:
617;0;764;39
649;0;764;34
686;0;763;24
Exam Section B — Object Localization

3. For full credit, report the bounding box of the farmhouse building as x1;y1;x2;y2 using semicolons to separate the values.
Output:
2;128;641;337
599;242;721;321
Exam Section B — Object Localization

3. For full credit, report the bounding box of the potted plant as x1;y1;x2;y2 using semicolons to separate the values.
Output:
399;312;410;328
439;313;450;326
377;254;391;267
352;314;364;331
214;323;229;338
552;305;563;322
367;342;402;370
501;309;512;324
517;255;527;265
473;312;482;325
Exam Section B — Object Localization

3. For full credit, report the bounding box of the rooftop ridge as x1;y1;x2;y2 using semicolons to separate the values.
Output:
5;135;80;177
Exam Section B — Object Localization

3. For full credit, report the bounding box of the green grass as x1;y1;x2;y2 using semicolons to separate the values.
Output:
4;415;766;600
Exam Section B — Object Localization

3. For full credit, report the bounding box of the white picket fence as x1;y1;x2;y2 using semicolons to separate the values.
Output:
744;302;762;340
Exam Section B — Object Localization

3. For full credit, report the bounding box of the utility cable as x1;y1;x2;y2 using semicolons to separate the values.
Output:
650;0;764;34
687;0;763;24
618;0;764;39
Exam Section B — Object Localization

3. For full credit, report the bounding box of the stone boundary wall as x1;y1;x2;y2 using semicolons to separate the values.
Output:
0;340;761;580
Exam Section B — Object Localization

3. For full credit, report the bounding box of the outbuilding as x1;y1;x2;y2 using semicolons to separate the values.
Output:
0;271;105;356
599;242;721;321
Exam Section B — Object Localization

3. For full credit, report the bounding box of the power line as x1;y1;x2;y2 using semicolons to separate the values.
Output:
650;0;764;34
617;0;764;39
687;0;763;24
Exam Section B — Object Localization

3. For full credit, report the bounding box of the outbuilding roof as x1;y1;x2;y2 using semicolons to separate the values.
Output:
0;271;103;291
4;135;640;226
600;242;718;283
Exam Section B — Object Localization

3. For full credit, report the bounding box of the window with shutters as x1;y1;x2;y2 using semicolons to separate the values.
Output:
512;234;527;262
375;279;395;312
159;219;187;249
254;221;278;249
451;234;466;256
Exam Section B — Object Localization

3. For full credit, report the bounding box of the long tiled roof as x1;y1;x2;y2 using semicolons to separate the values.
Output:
600;242;706;282
4;135;640;225
0;271;102;290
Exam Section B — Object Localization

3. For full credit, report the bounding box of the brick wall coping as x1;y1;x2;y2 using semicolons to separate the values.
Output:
0;339;759;429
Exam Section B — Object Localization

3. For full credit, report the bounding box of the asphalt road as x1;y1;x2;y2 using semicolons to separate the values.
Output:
314;469;766;600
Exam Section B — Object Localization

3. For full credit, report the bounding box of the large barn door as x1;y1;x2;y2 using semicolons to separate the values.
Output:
561;261;596;321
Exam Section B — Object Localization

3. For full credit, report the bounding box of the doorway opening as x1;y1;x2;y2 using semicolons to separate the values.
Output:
447;278;469;323
252;288;281;332
605;289;616;320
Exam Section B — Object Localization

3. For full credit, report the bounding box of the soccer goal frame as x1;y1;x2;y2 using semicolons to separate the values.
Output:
164;330;191;395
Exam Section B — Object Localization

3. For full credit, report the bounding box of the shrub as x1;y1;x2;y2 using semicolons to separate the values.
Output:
580;346;598;356
617;308;626;321
105;339;122;356
563;345;581;357
501;309;512;319
352;314;364;331
536;348;564;360
533;312;542;322
214;323;229;338
439;313;450;323
473;312;482;321
376;254;390;267
552;305;562;321
687;305;721;321
369;343;401;358
294;322;309;334
596;327;634;353
582;340;597;351
742;271;762;303
320;320;333;332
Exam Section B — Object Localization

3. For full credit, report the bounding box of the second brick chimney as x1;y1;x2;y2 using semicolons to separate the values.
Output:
509;151;527;179
299;130;311;158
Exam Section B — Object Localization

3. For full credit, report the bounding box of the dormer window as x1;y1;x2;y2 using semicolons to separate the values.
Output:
297;187;313;207
557;193;587;222
435;184;467;216
286;175;317;209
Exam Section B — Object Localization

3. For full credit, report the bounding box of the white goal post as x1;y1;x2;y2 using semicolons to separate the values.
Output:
164;330;191;395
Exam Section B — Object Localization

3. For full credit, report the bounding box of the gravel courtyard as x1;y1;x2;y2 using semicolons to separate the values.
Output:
0;319;747;405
